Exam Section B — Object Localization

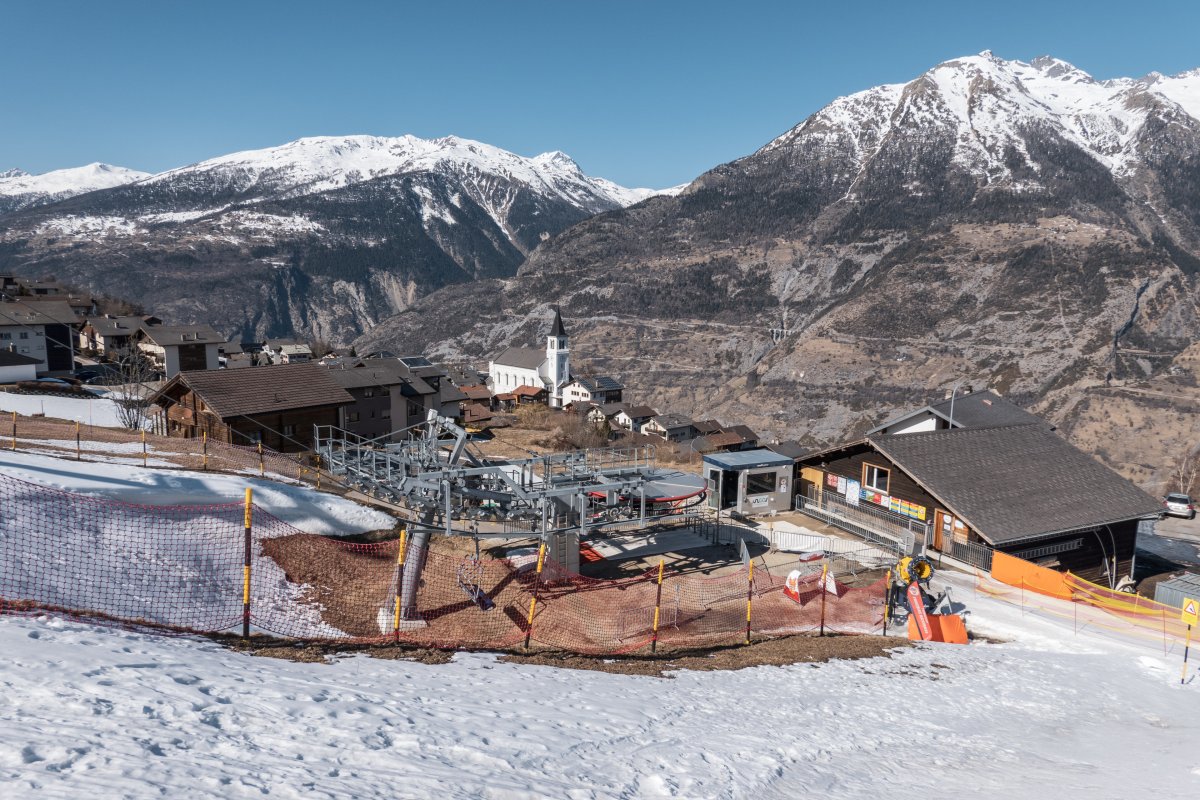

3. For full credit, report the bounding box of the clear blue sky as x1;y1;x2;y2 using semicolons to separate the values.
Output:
3;0;1198;188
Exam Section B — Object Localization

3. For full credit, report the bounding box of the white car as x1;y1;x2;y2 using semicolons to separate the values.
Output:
1163;493;1195;519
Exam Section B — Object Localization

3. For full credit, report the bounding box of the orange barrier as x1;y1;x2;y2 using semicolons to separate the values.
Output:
990;551;1072;600
907;614;968;644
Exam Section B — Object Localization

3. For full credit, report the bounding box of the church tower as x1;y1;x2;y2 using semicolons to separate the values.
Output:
546;307;570;407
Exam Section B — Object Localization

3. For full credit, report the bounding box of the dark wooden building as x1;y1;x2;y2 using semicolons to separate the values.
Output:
796;421;1162;584
149;364;353;452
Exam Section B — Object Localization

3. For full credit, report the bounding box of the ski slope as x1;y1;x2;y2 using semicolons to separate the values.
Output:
0;452;1198;797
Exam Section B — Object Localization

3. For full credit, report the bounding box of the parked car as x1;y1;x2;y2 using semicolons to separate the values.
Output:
1163;493;1196;519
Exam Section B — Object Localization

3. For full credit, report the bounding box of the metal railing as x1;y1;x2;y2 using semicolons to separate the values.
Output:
794;487;922;557
940;537;994;571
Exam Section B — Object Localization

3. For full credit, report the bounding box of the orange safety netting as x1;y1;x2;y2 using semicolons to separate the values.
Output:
0;470;889;653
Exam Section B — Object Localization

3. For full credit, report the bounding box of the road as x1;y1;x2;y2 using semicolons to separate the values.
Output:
1137;514;1200;578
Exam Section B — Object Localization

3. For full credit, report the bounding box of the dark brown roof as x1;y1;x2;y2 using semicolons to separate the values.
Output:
620;405;658;419
140;325;225;346
513;385;547;398
156;364;353;418
322;362;409;390
723;424;759;442
868;424;1162;545
459;385;492;401
693;419;723;435
0;349;41;366
705;431;746;448
0;300;80;326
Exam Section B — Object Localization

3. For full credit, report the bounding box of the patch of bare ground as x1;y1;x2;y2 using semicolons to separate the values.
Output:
502;633;908;677
212;632;908;675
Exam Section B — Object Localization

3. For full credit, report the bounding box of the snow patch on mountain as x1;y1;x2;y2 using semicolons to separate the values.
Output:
33;215;141;238
0;163;149;199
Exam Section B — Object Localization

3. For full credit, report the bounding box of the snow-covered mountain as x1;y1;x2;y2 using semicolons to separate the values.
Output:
0;135;672;342
0;163;149;214
360;52;1200;491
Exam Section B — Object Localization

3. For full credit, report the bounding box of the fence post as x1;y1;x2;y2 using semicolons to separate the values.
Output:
203;431;208;470
316;453;322;490
523;542;547;650
744;559;754;645
75;421;80;460
141;429;147;467
243;488;253;641
258;441;264;477
819;563;828;636
391;528;408;643
882;569;891;636
10;411;15;450
651;558;665;653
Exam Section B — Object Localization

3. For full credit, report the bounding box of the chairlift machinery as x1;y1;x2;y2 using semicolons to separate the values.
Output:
314;411;707;621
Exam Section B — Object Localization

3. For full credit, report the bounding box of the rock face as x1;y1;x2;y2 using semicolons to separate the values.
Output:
358;53;1200;487
0;136;667;343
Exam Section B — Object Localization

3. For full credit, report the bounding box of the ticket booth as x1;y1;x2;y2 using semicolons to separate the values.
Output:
703;449;794;514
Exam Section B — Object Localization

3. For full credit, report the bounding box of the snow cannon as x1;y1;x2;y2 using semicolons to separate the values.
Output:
889;556;968;644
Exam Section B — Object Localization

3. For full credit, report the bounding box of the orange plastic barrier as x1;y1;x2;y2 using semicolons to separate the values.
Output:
990;551;1072;600
906;614;968;644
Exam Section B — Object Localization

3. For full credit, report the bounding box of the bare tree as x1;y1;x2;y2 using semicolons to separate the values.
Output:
109;352;159;430
1172;448;1200;495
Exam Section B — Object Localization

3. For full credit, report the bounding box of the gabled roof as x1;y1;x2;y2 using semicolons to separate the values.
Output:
863;424;1162;545
323;363;409;390
868;390;1045;434
570;375;624;393
767;440;810;460
458;385;493;401
140;325;225;346
619;405;658;419
693;419;723;435
513;385;548;398
491;346;545;371
706;431;749;448
0;348;41;366
154;363;353;418
591;402;628;418
0;300;80;326
86;315;148;337
646;413;694;429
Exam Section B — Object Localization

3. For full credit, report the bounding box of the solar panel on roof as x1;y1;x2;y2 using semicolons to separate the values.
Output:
399;356;434;368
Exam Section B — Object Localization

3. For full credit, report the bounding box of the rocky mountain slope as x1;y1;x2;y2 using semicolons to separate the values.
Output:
0;136;667;342
358;53;1200;488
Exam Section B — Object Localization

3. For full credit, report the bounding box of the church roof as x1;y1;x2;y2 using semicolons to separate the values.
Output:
492;346;546;370
549;307;567;338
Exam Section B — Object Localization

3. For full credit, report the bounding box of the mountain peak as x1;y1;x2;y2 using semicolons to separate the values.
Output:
0;168;30;179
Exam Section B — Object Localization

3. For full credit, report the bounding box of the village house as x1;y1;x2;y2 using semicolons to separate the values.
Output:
322;360;442;440
586;402;629;427
692;424;760;454
640;413;697;442
794;391;1162;583
561;375;624;406
0;348;42;383
137;324;225;378
79;315;163;360
0;299;79;375
613;405;658;432
264;339;314;365
149;363;353;452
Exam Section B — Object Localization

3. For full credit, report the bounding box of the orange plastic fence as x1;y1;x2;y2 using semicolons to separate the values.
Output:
0;471;889;653
990;551;1072;600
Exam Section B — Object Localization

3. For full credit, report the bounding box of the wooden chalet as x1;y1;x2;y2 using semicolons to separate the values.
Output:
149;363;353;452
796;393;1162;583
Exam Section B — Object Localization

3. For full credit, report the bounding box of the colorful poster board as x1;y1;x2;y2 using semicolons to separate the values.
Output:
845;479;860;507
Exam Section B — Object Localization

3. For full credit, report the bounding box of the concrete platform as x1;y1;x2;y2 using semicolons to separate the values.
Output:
589;530;712;561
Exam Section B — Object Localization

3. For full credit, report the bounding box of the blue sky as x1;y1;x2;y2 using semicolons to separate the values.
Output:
3;0;1198;187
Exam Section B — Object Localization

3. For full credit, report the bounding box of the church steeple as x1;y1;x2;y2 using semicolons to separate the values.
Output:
549;306;567;338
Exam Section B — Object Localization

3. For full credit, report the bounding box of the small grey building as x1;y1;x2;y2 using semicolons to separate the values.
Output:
703;449;794;514
1154;572;1200;611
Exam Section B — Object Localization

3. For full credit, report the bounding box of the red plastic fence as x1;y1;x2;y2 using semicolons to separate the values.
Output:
0;471;888;652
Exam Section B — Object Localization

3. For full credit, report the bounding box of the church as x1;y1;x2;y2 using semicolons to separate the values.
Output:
488;309;621;409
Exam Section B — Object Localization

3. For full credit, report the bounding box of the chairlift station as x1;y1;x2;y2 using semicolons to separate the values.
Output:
315;411;706;620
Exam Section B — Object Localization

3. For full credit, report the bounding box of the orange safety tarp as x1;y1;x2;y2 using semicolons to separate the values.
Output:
990;550;1072;600
907;613;969;644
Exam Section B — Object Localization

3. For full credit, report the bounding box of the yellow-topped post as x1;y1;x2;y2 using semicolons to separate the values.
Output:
524;543;547;650
202;431;208;470
242;488;253;640
392;528;408;643
744;559;754;645
651;558;665;653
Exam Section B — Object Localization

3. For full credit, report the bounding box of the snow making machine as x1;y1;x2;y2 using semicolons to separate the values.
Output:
887;556;968;644
314;411;708;624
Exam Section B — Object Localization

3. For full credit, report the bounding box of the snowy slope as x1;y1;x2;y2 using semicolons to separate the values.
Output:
0;163;149;212
0;570;1196;798
143;135;669;212
760;51;1200;185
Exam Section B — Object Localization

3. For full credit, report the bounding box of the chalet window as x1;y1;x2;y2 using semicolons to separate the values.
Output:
0;333;9;340
19;332;28;340
746;471;776;496
364;389;374;398
862;463;890;493
282;425;295;437
382;408;391;419
348;412;360;423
